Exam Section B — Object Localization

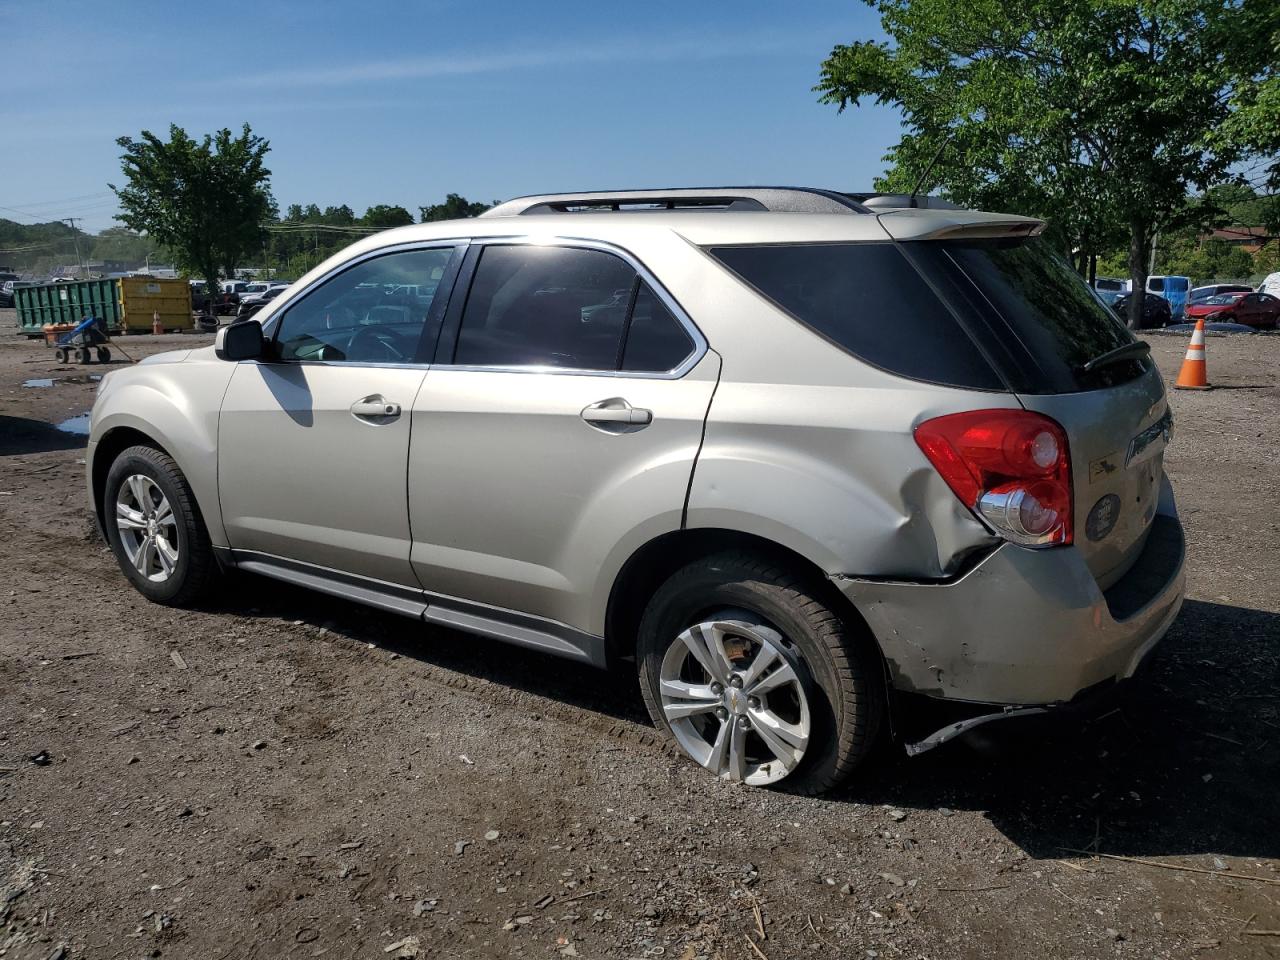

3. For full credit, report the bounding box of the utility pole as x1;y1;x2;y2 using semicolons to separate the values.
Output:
63;218;86;279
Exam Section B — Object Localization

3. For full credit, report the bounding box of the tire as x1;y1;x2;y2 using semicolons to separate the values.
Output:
54;348;67;364
103;445;218;606
97;346;111;363
637;552;883;794
77;347;90;365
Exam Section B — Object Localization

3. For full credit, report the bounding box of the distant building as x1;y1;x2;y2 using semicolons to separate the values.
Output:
1205;226;1276;254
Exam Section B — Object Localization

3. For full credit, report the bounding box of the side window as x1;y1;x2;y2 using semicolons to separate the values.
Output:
454;245;636;370
622;283;695;372
1148;277;1165;292
275;247;455;364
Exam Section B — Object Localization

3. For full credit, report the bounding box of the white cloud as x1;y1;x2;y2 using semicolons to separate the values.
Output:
224;33;819;90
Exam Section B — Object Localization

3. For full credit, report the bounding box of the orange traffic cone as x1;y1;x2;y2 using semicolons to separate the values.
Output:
1174;318;1211;390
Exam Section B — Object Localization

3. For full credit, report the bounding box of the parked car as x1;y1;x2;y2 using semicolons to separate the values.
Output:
1189;283;1253;303
188;281;236;316
1260;272;1280;297
1186;291;1280;329
214;280;251;315
235;284;286;319
1145;275;1190;320
1112;290;1173;328
1091;277;1127;307
85;187;1184;793
0;273;21;307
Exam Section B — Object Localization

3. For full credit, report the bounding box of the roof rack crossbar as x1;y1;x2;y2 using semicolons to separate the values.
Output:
481;187;872;217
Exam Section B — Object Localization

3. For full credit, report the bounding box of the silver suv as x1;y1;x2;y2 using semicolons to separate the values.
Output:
86;188;1185;793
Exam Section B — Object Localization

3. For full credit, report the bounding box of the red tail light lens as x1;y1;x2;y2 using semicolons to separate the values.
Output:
914;410;1073;546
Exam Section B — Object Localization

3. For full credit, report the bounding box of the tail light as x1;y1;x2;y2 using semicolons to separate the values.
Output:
914;410;1073;547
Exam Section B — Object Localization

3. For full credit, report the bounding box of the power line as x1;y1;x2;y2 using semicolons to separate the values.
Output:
1;191;115;210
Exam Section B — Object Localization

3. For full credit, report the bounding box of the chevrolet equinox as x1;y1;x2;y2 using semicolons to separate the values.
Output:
87;187;1185;793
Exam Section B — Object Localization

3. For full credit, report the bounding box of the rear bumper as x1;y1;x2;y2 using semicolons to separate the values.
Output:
834;512;1185;706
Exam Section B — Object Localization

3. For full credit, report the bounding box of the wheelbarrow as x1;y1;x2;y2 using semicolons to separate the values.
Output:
50;315;111;365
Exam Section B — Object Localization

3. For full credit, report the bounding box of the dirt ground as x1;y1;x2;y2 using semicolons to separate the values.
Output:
0;308;1277;960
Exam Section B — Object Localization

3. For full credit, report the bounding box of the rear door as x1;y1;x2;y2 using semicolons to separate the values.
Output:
407;240;717;633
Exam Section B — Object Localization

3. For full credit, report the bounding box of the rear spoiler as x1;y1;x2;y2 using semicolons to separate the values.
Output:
876;209;1045;242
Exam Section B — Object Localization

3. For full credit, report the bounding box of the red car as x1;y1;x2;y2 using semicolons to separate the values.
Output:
1185;291;1280;329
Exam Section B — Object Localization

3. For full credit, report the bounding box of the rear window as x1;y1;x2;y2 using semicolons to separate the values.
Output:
904;238;1142;392
709;242;1003;390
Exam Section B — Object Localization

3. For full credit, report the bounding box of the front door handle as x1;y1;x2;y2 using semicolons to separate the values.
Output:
581;398;652;427
350;396;401;420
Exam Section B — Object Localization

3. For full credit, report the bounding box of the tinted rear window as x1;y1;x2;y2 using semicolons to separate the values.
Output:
709;243;1003;390
904;239;1142;392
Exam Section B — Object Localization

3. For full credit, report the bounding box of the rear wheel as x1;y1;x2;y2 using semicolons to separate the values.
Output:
103;445;218;605
637;552;883;794
77;347;90;364
96;346;111;363
54;348;67;364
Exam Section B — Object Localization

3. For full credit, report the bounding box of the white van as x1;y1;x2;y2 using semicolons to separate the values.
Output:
1260;272;1280;297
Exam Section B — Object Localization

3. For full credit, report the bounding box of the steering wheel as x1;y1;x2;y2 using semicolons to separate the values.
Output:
346;325;406;363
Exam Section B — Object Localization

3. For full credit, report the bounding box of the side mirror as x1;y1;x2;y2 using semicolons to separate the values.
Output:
215;320;266;361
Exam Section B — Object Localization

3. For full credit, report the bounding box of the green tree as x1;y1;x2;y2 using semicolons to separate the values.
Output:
89;226;164;266
818;0;1274;328
322;204;356;225
420;193;492;222
361;205;415;230
111;123;274;293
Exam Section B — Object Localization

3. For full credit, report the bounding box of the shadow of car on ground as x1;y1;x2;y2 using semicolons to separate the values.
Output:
206;571;1280;864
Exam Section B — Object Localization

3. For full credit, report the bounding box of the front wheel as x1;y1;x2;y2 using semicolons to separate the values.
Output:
103;445;218;605
637;553;883;794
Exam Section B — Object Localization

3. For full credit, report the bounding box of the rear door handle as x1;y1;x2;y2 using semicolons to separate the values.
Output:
581;398;652;427
350;396;401;420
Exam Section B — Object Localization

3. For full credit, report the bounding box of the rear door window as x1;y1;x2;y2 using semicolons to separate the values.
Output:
622;284;695;372
709;242;1003;390
452;244;697;373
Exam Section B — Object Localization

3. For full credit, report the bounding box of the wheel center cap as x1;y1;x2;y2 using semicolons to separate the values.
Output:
725;687;748;715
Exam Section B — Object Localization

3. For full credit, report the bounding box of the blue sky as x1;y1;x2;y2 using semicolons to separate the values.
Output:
0;0;902;232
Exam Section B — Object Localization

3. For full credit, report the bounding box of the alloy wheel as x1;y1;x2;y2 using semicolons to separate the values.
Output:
659;617;811;786
115;474;179;583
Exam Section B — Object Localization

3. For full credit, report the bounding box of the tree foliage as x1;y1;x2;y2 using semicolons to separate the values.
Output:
361;204;415;230
420;193;492;221
264;196;491;280
111;124;274;292
818;0;1278;327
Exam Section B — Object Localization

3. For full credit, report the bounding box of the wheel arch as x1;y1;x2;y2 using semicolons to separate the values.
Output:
90;425;175;539
603;528;886;672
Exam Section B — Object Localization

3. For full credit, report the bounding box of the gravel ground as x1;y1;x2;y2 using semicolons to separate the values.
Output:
1;308;1277;960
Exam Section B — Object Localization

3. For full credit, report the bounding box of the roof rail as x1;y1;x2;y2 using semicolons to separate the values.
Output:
846;193;963;211
481;187;872;217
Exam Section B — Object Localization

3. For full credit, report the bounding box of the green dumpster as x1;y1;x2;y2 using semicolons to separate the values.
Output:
16;279;123;336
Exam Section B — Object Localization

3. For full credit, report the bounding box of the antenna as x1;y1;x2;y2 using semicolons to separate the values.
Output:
909;134;955;208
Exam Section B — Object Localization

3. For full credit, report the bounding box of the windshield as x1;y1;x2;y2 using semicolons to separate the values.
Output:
1208;294;1243;304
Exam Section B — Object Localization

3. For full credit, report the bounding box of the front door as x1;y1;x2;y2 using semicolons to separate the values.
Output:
218;244;461;587
408;241;718;632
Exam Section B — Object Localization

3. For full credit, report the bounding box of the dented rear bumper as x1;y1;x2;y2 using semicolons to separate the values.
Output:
834;513;1185;707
